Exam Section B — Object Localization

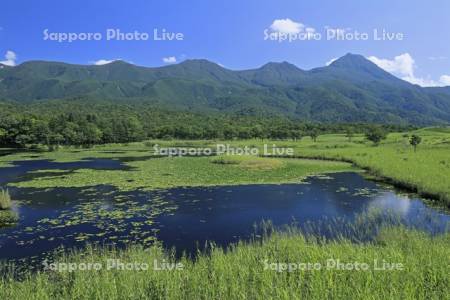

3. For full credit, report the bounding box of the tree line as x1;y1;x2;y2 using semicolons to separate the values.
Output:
0;102;415;148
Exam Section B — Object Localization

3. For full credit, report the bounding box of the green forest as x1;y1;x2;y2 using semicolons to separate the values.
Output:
0;101;414;148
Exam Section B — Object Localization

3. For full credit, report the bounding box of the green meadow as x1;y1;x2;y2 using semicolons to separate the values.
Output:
0;227;448;300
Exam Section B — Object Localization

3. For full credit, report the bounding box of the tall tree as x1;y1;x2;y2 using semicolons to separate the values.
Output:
365;127;387;146
409;134;422;152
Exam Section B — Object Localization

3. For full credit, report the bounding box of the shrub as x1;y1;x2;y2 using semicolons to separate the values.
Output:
365;127;388;145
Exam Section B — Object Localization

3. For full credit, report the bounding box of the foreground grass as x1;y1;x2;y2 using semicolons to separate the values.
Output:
1;227;448;299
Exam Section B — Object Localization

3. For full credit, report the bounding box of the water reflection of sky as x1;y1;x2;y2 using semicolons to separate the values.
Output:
370;192;412;215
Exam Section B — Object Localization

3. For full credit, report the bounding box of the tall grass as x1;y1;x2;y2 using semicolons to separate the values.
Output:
0;188;17;227
0;188;12;210
0;227;448;299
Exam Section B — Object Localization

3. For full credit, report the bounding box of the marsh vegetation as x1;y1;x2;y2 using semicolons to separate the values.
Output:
0;188;11;210
0;188;17;227
0;226;448;299
0;127;448;298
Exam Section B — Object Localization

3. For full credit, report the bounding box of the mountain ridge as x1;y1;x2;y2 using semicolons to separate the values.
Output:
1;53;449;125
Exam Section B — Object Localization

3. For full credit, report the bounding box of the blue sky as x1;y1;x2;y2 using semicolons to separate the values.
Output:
1;0;450;86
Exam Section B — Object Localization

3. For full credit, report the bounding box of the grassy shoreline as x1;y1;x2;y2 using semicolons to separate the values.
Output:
265;153;449;207
2;133;449;208
230;128;450;207
1;227;448;299
0;128;449;205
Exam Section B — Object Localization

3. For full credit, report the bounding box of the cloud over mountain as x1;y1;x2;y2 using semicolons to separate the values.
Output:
368;53;450;87
0;51;17;66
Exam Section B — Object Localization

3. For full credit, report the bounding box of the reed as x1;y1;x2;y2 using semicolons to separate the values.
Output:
0;188;11;210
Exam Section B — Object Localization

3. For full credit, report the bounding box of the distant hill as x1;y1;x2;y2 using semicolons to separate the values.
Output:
1;53;450;125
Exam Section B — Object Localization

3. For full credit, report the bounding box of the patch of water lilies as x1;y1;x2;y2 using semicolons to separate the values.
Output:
351;187;381;197
6;187;178;251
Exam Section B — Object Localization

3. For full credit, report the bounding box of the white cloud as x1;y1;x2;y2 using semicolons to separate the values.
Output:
326;57;338;66
270;18;304;34
93;59;119;65
367;53;415;78
439;75;450;86
267;18;317;40
162;56;177;64
401;75;439;87
0;50;17;66
367;53;450;87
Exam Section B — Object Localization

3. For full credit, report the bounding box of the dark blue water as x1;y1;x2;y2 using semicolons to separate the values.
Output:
0;158;128;185
154;173;449;254
0;158;448;270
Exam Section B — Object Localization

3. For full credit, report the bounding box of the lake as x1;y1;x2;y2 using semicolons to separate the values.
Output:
0;158;448;268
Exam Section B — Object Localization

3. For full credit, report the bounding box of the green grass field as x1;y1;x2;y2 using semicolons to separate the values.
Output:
0;227;448;300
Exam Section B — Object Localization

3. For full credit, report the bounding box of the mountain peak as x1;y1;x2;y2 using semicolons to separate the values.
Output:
179;59;223;68
238;61;306;86
330;53;373;68
260;61;300;71
95;60;137;69
106;60;133;65
321;52;409;84
257;62;305;77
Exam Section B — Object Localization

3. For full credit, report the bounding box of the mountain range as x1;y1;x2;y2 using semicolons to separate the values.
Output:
1;53;450;125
